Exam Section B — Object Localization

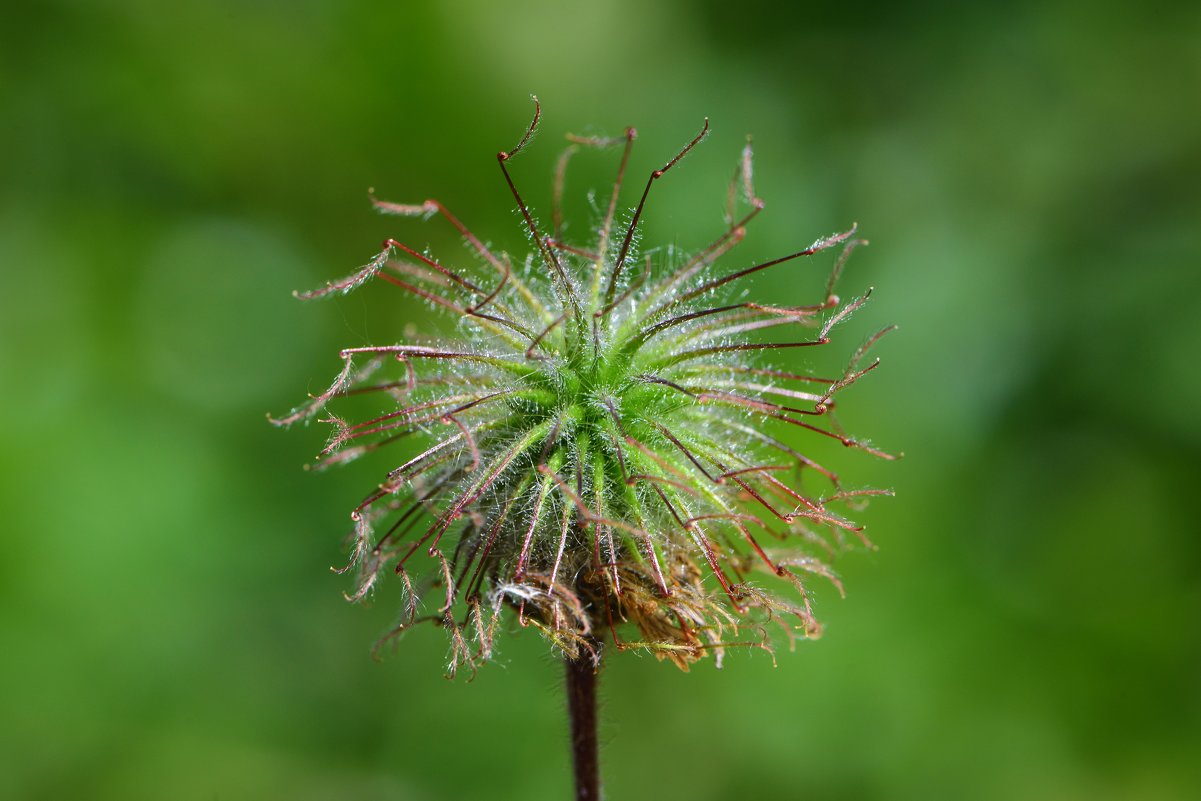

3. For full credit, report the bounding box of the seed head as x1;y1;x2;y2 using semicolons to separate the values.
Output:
273;100;896;675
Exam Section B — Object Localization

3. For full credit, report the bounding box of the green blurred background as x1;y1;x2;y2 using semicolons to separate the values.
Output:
3;1;1199;799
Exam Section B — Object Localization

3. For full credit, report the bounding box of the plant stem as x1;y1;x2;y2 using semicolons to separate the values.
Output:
565;647;601;801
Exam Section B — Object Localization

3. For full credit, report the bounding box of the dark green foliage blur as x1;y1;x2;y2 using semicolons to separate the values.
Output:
2;2;1199;799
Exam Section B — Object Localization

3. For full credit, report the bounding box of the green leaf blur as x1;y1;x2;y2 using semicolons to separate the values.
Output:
2;2;1198;799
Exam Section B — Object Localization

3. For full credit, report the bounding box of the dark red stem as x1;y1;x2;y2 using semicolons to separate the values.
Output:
566;649;601;801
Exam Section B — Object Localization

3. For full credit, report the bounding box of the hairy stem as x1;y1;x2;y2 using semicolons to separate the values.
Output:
566;646;601;801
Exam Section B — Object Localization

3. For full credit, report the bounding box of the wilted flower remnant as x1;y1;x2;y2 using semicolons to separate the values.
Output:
272;100;895;679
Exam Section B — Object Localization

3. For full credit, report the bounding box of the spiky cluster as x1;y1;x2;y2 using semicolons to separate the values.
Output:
273;101;895;675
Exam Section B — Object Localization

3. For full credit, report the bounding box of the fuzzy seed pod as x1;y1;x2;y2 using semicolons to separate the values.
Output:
273;100;895;676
